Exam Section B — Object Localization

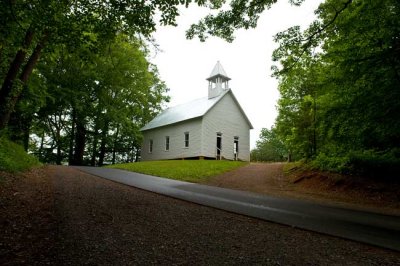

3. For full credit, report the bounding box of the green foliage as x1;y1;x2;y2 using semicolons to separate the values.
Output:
0;136;40;173
346;150;400;181
26;34;169;165
312;149;400;181
186;0;303;42
251;127;287;162
107;160;248;183
0;0;239;135
312;153;350;173
271;0;400;176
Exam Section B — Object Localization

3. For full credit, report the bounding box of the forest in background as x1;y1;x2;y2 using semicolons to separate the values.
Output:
252;0;400;179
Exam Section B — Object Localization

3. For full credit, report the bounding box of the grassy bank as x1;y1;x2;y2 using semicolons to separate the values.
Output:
107;160;248;182
0;136;41;173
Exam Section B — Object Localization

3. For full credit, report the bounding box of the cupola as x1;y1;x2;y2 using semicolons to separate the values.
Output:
206;61;231;99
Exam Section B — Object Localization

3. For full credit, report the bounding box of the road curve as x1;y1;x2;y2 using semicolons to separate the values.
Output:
74;166;400;251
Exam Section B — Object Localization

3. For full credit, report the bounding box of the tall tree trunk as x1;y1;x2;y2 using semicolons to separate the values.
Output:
55;117;62;165
19;31;48;84
287;152;292;163
72;118;86;166
130;143;135;162
112;126;119;165
22;122;30;152
90;111;101;166
0;28;34;129
0;30;48;130
135;147;140;162
8;109;32;151
68;109;76;165
90;128;99;166
6;32;48;148
98;122;109;166
39;130;45;162
0;28;34;95
98;137;106;166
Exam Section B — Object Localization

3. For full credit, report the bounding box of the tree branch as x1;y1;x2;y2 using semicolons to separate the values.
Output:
302;0;353;44
282;0;353;73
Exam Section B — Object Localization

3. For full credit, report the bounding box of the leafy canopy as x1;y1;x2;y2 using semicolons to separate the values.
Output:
267;0;400;176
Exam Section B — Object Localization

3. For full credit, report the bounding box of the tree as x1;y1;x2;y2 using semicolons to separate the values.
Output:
251;127;287;162
26;34;168;165
274;55;320;160
0;0;197;130
272;0;400;174
1;0;315;131
186;0;306;42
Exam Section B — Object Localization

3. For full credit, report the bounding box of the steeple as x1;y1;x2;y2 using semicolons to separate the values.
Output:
206;61;231;99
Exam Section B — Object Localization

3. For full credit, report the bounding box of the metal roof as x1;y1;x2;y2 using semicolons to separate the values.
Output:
141;90;229;131
207;61;231;81
141;89;253;131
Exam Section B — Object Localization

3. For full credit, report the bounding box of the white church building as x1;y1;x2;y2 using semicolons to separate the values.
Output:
140;62;253;161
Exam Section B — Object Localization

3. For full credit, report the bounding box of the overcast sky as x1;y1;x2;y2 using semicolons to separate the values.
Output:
151;0;322;149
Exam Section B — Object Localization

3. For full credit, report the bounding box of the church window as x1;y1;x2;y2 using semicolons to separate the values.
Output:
149;139;153;153
165;136;170;151
184;132;189;148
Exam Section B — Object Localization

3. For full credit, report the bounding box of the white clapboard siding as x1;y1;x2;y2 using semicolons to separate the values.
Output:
202;92;251;161
141;118;202;161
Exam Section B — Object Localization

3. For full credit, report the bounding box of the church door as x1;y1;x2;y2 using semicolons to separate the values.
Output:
216;133;222;160
234;137;239;160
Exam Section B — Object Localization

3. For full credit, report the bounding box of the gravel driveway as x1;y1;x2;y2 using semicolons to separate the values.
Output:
2;165;400;265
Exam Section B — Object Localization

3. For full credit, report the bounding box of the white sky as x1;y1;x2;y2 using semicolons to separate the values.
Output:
151;0;322;149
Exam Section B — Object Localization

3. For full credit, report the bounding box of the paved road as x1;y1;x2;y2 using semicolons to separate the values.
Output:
74;166;400;251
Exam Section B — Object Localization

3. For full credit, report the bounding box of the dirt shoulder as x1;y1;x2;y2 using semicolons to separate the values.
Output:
204;162;400;216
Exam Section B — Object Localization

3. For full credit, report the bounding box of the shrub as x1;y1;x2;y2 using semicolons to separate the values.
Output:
0;136;41;173
312;152;350;173
347;149;400;181
312;149;400;182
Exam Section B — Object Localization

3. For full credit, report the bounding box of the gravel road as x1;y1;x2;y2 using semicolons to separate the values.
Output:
2;165;400;265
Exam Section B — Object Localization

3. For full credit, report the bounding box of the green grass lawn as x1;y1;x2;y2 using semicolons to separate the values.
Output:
107;160;248;183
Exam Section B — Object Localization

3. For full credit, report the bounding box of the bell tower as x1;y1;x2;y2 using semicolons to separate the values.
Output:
207;61;231;99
